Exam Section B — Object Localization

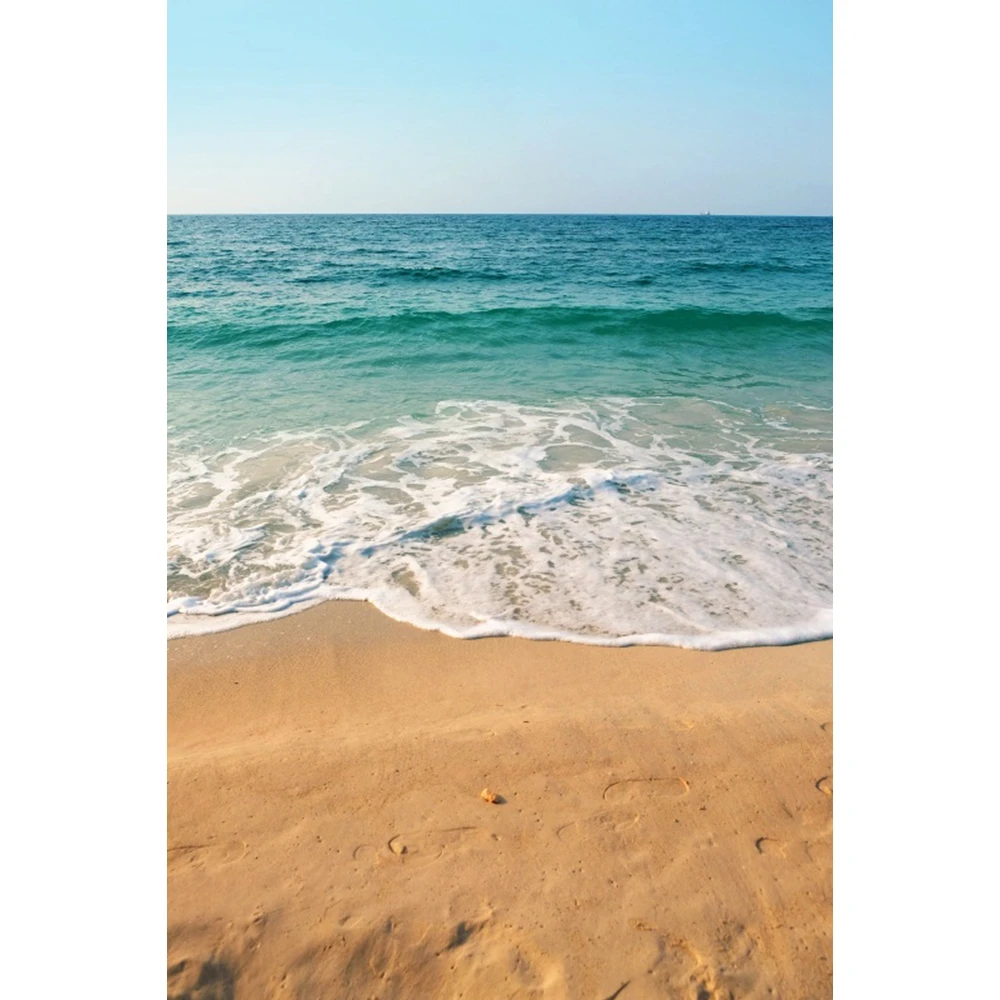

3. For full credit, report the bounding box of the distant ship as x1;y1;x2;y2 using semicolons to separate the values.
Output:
701;211;712;216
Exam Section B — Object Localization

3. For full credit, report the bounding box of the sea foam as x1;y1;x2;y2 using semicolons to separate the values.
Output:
168;397;831;648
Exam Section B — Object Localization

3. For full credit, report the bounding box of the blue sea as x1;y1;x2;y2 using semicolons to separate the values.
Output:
168;215;831;647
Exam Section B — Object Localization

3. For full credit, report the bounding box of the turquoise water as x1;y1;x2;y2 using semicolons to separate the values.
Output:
168;215;831;646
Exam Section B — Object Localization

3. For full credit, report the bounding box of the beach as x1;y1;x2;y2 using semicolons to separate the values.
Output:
167;213;833;997
168;601;831;999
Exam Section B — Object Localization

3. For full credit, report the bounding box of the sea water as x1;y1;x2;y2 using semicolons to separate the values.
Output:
168;215;831;647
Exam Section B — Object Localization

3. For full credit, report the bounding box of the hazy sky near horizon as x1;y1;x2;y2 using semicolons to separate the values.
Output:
169;1;831;215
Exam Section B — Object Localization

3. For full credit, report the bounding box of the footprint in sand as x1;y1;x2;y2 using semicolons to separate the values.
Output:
556;806;641;847
626;924;761;999
603;777;690;803
754;837;787;857
167;840;248;873
167;957;235;1000
806;839;832;867
352;844;379;864
318;907;564;996
554;778;689;848
753;837;814;865
384;827;492;867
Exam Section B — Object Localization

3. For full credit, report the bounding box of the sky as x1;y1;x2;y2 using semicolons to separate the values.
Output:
168;1;831;215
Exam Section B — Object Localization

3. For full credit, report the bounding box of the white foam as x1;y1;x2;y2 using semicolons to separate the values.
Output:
167;398;832;648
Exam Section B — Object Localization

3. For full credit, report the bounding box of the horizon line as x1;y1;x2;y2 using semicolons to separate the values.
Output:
167;211;833;218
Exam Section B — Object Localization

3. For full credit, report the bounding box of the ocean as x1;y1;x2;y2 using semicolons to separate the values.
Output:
167;214;831;648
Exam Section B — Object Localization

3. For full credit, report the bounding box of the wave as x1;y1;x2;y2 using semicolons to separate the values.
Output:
682;260;815;274
166;597;832;650
167;397;832;648
168;304;832;353
288;265;511;284
378;265;511;282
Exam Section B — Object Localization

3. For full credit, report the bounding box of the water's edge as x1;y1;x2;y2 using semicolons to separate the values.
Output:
168;593;832;650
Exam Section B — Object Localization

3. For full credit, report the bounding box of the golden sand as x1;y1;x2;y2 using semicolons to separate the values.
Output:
168;600;831;999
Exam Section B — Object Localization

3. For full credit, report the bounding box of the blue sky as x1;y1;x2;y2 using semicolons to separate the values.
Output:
169;1;831;214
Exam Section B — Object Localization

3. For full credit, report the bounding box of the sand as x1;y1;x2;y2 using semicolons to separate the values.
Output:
168;601;832;999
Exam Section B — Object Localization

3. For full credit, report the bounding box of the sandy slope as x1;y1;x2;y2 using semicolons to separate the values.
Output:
168;601;831;999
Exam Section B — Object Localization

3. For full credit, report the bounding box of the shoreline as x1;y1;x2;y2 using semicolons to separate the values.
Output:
168;595;833;650
168;599;832;998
